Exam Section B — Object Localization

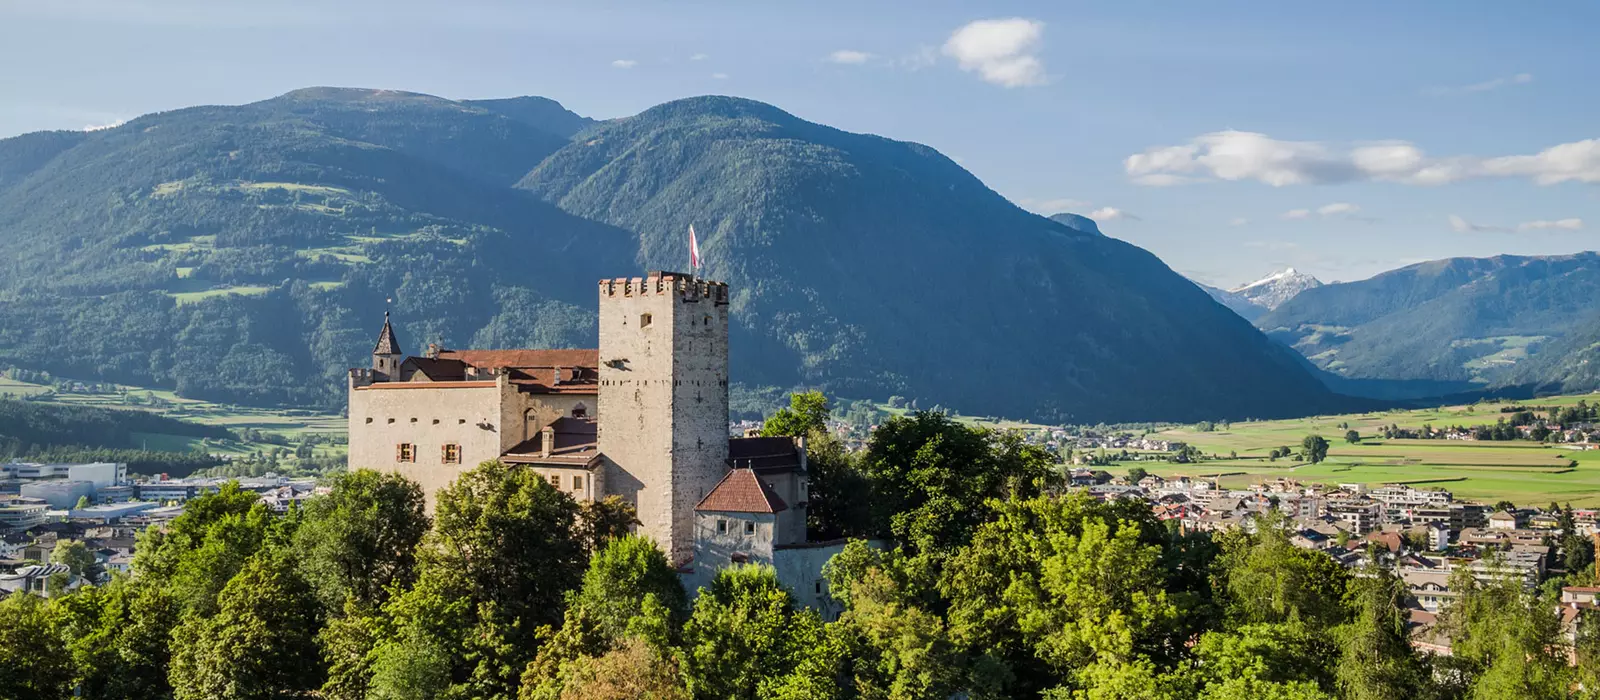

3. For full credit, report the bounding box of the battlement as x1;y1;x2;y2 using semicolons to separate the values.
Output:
599;271;729;305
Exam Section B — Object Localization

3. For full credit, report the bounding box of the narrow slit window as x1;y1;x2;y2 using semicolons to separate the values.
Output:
640;313;653;328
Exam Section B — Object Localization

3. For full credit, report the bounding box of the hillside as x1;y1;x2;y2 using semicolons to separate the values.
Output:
1258;253;1600;391
518;96;1344;421
0;89;1348;422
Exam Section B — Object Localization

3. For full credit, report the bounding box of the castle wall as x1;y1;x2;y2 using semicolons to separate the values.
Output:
347;377;508;505
597;274;730;563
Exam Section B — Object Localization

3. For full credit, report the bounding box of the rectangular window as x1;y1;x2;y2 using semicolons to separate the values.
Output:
441;444;460;464
744;521;755;535
572;475;584;491
396;443;415;463
717;519;727;534
548;474;560;488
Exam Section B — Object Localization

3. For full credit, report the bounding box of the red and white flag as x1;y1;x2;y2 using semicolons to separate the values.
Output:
688;224;702;270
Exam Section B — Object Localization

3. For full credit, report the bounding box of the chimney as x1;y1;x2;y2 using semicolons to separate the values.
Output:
426;343;440;359
552;366;562;386
796;434;809;474
541;424;555;458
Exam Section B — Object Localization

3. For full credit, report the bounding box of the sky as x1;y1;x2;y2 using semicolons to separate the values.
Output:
1;0;1596;286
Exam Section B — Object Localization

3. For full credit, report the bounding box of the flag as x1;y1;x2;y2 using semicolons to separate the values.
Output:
689;224;701;270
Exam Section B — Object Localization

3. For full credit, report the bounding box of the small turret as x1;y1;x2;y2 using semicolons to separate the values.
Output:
372;312;403;379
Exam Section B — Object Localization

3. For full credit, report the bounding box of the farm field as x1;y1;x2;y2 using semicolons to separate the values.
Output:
1135;394;1600;506
1;373;346;464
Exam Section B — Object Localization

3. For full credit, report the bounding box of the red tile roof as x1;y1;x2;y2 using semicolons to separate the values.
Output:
695;468;788;514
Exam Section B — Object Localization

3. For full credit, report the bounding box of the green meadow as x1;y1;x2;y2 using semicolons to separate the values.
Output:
1133;394;1600;507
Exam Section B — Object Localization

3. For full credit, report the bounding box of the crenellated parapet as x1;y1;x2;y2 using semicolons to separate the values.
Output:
599;271;729;305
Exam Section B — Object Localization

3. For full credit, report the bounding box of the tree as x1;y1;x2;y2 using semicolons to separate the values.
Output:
75;494;92;510
942;493;1185;696
553;638;688;700
576;496;641;553
862;412;1054;554
63;577;181;700
1127;466;1150;483
677;565;811;700
1334;567;1425;700
1301;435;1329;464
295;469;429;611
169;553;325;699
0;592;74;699
51;538;98;580
760;391;830;438
1344;430;1361;445
1215;516;1350;631
804;429;873;540
1440;560;1570;698
1494;501;1516;513
372;460;587;700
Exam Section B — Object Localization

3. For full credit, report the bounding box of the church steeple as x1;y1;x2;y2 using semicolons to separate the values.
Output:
372;311;403;378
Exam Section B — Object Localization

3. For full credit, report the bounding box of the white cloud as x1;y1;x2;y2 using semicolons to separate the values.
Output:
1089;206;1139;222
828;49;874;65
1282;209;1311;220
1518;218;1584;231
711;73;729;80
611;59;637;69
1229;217;1250;226
689;53;709;61
1126;130;1600;187
1425;72;1533;97
942;18;1046;87
1316;202;1359;217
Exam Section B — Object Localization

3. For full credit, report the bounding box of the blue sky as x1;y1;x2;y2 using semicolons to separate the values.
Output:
2;0;1595;285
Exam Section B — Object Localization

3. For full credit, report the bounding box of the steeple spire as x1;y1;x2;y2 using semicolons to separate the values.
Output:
373;311;401;356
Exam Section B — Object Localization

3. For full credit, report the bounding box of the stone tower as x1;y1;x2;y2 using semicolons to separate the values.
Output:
597;271;730;563
372;312;403;379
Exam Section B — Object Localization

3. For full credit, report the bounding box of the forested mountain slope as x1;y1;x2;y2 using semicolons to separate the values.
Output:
518;96;1344;421
1258;253;1600;390
0;89;1347;421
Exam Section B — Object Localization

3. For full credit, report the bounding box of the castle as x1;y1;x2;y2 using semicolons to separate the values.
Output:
348;272;837;604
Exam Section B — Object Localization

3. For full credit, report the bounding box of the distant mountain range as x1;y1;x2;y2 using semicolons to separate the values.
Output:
0;87;1352;423
1193;268;1324;322
1253;253;1600;396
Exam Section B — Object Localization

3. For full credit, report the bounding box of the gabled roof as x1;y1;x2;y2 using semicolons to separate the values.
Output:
373;312;402;355
695;468;788;514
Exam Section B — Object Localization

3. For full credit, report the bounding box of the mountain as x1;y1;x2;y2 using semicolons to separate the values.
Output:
1231;268;1322;311
0;88;1348;422
1257;253;1600;391
1048;212;1103;236
1195;282;1267;322
1190;268;1322;323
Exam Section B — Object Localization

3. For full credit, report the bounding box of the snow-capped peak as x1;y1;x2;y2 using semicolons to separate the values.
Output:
1227;267;1322;310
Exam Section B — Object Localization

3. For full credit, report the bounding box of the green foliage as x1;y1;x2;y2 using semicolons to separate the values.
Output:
571;535;688;641
1440;561;1572;698
863;412;1056;553
50;539;98;579
760;391;830;438
1214;518;1351;630
1344;430;1361;444
0;593;74;699
678;565;812;700
295;468;428;610
804;429;874;540
1300;435;1329;464
575;495;642;553
1334;567;1425;700
169;553;325;699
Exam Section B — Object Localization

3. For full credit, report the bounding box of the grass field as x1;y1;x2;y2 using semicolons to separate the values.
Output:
3;374;346;465
1132;393;1600;506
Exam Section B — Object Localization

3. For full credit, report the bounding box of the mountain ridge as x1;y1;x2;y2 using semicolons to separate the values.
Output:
0;88;1350;422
